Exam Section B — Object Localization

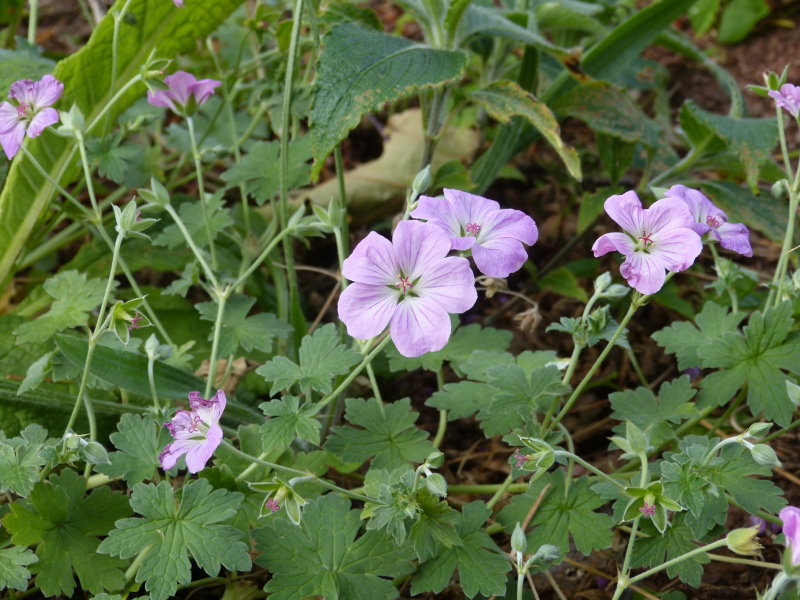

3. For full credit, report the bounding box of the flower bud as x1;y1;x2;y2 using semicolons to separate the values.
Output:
726;526;763;556
511;522;527;557
426;450;445;469
746;422;772;440
425;473;448;497
412;165;432;196
138;177;171;208
83;441;111;465
537;544;560;563
788;381;800;406
594;272;612;293
625;421;649;454
750;444;782;468
772;180;790;200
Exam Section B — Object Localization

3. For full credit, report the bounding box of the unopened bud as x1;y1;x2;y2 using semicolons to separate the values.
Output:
750;444;782;468
538;544;560;563
83;441;111;465
594;272;612;293
788;381;800;406
772;180;790;200
425;473;448;497
727;526;763;556
511;523;527;556
412;165;432;196
746;422;772;440
426;450;445;469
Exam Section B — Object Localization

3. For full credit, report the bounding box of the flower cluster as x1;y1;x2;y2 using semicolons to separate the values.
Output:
339;190;538;357
0;74;63;159
159;390;225;473
593;187;751;295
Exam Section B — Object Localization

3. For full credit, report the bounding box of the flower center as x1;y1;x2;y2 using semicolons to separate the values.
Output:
128;313;143;331
16;103;28;118
465;222;481;236
706;215;721;229
265;498;281;513
639;502;656;518
638;231;654;247
395;274;413;294
186;415;206;435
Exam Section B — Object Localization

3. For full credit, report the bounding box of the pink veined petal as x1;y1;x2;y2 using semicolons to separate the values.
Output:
189;79;221;106
338;283;397;340
163;71;197;107
665;185;714;235
342;231;398;285
410;195;462;238
643;197;695;235
472;236;529;278
713;222;753;257
444;188;500;226
31;75;64;109
389;296;452;357
592;232;636;257
8;79;35;106
450;236;476;251
781;506;800;565
0;120;26;159
194;390;226;424
415;255;477;313
184;424;222;473
159;442;183;470
166;410;195;436
479;210;538;246
393;220;452;282
604;191;646;236
147;89;177;111
26;107;59;137
648;226;703;272
0;102;21;134
619;251;667;295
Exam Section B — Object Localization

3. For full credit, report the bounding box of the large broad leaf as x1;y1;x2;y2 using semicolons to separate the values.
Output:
469;80;581;180
471;0;699;192
309;22;466;179
0;0;245;288
0;49;55;96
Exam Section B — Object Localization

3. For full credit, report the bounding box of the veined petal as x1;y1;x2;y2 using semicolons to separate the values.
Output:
450;236;476;251
713;222;753;257
390;297;452;357
643;197;695;234
592;232;636;257
393;220;452;281
481;210;538;246
472;236;529;278
163;71;197;107
665;185;715;235
0;120;25;159
160;438;201;470
444;188;500;225
189;79;221;106
338;283;397;340
781;506;800;565
26;107;59;137
604;191;645;235
0;102;21;134
342;231;397;285
410;195;462;237
619;251;667;295
415;255;477;313
147;90;177;111
184;424;222;473
8;79;35;106
31;75;63;109
649;226;702;272
194;390;226;424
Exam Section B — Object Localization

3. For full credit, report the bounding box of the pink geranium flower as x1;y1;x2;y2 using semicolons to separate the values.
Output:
0;74;63;159
159;390;225;473
147;71;221;116
769;84;800;120
410;189;538;278
665;185;752;257
780;506;800;565
172;0;184;6
338;220;477;357
592;191;702;295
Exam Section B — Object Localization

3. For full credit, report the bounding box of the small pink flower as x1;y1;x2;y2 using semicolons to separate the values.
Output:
592;191;702;295
172;0;184;6
0;74;63;159
780;506;800;565
265;498;281;513
639;503;656;518
147;71;221;116
411;189;538;278
159;390;225;473
769;84;800;120
513;449;528;468
128;312;143;331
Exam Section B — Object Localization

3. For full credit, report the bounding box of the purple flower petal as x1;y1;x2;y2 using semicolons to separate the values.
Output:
189;79;222;106
0;119;25;159
649;226;703;272
160;390;225;473
604;191;646;235
185;424;222;473
713;222;753;257
394;220;453;280
592;232;636;257
31;75;63;109
472;235;529;278
26;107;59;137
416;255;477;313
780;506;800;565
411;195;463;238
162;71;196;107
172;0;184;6
769;84;800;119
643;197;695;233
390;297;452;357
146;89;177;112
338;283;397;339
619;251;667;295
342;231;397;285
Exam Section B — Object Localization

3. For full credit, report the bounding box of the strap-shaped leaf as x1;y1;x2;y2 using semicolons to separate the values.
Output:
310;22;467;178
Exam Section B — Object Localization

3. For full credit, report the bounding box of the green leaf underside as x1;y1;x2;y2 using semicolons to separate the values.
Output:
696;302;800;426
325;397;432;470
0;0;246;287
256;323;361;396
0;545;38;592
254;494;416;600
410;501;509;598
0;424;48;497
97;479;251;600
469;80;581;180
496;470;613;556
3;469;132;597
310;22;467;178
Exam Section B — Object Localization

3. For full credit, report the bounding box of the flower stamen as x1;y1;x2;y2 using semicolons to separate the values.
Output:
638;231;654;247
265;498;281;513
128;312;143;331
639;503;656;518
16;103;28;118
706;215;721;228
395;275;414;294
465;222;481;236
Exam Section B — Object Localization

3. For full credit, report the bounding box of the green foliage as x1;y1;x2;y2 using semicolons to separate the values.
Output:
97;414;169;485
259;396;322;453
0;316;51;380
253;494;416;600
0;0;246;288
0;424;48;497
256;324;361;396
427;380;495;420
408;489;462;561
84;133;146;186
0;545;38;592
496;470;613;556
411;501;510;599
221;138;312;205
13;271;109;344
97;479;251;600
469;80;581;180
609;376;699;447
631;516;710;587
653;301;745;370
197;294;292;357
700;180;787;243
3;469;131;597
388;323;512;375
0;48;55;96
310;22;466;178
717;0;769;44
325;397;432;469
697;302;800;426
154;193;233;248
